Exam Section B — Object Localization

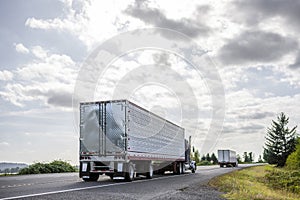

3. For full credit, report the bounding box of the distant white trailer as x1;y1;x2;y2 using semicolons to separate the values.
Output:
217;150;238;167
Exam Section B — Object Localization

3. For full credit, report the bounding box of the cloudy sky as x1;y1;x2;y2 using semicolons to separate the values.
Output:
1;0;300;164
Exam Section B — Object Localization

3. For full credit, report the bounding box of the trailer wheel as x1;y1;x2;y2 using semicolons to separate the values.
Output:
174;162;182;175
83;173;99;182
106;173;114;180
125;163;134;182
146;163;153;179
179;163;183;174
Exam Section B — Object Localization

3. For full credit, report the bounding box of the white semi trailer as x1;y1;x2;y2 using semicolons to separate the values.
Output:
79;100;193;181
218;149;238;167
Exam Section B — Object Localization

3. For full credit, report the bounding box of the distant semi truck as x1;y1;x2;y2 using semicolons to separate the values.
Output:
218;149;238;167
79;100;195;181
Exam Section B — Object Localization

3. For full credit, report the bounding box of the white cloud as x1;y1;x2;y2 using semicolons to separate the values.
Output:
15;43;30;54
0;46;78;108
25;17;66;30
0;70;13;81
25;0;140;51
0;142;10;147
31;46;48;59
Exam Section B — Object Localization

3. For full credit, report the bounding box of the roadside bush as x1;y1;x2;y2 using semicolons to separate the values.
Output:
49;160;76;173
265;168;300;194
209;165;300;199
198;160;212;166
286;138;300;170
19;160;76;175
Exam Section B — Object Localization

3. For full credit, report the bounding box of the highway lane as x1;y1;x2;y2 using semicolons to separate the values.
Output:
0;164;256;200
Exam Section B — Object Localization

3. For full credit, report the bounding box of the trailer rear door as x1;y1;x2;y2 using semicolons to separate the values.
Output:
80;102;126;155
80;103;100;154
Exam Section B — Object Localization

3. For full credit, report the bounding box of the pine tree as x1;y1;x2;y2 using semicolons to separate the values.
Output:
206;153;211;162
237;154;241;163
201;155;206;161
248;152;253;163
264;112;297;167
211;153;218;164
243;152;249;163
193;149;200;164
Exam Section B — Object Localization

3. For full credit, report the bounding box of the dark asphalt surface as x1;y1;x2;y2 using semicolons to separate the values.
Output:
0;164;256;200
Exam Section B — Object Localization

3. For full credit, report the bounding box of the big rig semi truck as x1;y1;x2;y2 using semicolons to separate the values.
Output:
79;100;195;181
217;149;238;167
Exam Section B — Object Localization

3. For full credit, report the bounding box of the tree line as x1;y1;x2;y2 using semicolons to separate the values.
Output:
191;150;259;165
0;167;21;174
191;149;218;165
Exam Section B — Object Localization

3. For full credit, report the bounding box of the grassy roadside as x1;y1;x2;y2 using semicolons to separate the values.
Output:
209;165;300;200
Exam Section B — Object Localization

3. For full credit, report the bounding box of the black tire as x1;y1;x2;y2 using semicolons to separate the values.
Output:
156;170;165;175
146;163;153;179
182;163;186;174
125;163;135;182
83;173;99;182
174;162;181;175
179;163;183;174
107;173;114;180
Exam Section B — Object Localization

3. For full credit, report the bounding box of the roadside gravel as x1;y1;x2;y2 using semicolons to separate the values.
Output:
151;182;225;200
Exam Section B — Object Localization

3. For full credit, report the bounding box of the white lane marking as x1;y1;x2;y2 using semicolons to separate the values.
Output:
1;173;190;200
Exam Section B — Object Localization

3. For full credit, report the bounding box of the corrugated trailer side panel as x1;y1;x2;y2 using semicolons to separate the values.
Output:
126;101;185;161
229;150;237;163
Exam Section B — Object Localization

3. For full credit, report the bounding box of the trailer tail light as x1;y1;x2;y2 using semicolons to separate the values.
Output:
114;155;125;160
80;156;91;160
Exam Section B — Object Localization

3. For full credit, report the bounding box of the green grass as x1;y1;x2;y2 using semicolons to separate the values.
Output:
209;165;300;200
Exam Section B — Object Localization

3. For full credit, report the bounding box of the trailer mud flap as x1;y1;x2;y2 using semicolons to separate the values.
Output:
117;163;123;172
82;163;88;172
80;162;91;178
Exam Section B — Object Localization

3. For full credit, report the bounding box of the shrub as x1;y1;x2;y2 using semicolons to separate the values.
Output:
264;168;300;194
286;138;300;170
198;160;212;166
18;160;76;175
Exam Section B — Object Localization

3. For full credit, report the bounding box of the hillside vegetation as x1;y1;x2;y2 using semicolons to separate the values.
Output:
209;165;300;200
19;160;76;174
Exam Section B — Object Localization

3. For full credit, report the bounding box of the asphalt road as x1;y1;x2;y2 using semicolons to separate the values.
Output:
0;164;256;200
